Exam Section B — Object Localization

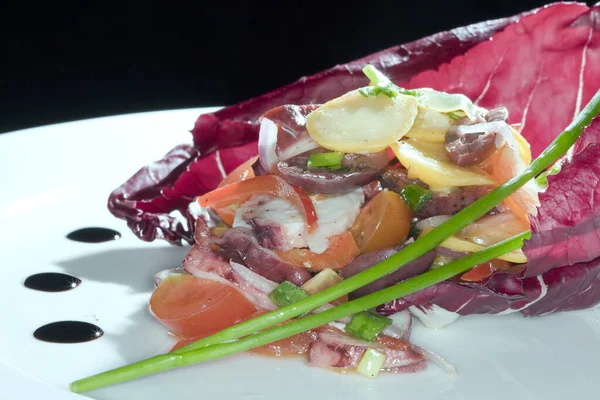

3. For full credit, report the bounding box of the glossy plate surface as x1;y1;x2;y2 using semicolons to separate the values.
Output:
2;109;600;399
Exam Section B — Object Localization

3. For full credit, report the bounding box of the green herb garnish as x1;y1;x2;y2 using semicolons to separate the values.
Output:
307;152;345;169
447;111;465;120
268;281;309;307
359;65;417;99
401;184;433;211
430;254;454;269
345;311;392;341
535;162;563;187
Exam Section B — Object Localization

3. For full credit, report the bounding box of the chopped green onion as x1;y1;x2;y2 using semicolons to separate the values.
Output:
401;184;433;211
535;162;563;187
363;64;393;86
345;311;392;341
268;281;309;307
70;90;600;394
357;348;386;378
431;254;454;269
447;111;465;121
360;65;418;99
307;152;345;168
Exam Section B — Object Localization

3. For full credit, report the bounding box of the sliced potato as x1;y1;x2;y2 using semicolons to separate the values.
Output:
438;236;527;264
458;212;530;247
418;212;529;263
391;138;495;190
415;88;486;120
306;89;418;153
301;269;343;294
510;126;532;165
404;106;452;143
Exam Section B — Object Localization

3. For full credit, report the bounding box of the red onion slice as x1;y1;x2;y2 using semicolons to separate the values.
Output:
258;118;279;172
230;261;278;293
412;345;457;377
381;310;412;341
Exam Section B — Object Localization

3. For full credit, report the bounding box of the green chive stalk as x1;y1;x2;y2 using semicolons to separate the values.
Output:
71;231;529;393
71;90;600;393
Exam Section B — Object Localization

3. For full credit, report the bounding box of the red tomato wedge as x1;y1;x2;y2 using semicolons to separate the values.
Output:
198;175;318;230
150;274;257;339
351;190;412;255
276;231;360;271
460;259;512;282
217;156;258;188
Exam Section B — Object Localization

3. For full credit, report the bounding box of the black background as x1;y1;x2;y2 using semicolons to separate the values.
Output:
1;0;553;134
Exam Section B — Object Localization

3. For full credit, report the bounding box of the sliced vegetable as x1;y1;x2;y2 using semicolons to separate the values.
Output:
435;235;526;263
276;231;360;271
484;144;539;221
535;161;562;187
301;269;343;294
400;184;432;211
351;190;412;254
301;269;348;306
198;175;318;229
252;330;317;357
460;259;511;282
149;274;257;339
404;107;452;143
268;281;310;307
418;213;529;263
306;89;418;153
457;212;530;247
361;64;417;98
414;88;486;121
217;156;258;188
307;152;345;168
345;311;392;341
357;348;387;378
511;126;532;165
391;138;495;190
430;255;453;269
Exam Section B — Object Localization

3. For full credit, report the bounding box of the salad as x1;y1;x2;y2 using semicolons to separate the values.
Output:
149;66;536;377
71;2;600;393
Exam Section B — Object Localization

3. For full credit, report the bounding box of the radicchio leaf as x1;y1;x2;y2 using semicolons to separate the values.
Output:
523;119;600;276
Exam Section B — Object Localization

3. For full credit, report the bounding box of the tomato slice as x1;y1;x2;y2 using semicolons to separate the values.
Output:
351;190;412;254
150;274;257;339
217;156;258;188
276;231;360;271
198;175;318;230
460;259;511;282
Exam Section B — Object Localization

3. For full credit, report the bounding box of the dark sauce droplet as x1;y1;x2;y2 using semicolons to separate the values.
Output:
66;227;121;243
33;321;104;344
24;273;82;292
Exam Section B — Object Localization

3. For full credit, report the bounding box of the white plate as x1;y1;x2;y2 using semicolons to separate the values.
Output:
2;109;600;400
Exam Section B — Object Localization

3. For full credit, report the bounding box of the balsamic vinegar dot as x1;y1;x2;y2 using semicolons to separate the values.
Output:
24;273;81;292
33;321;104;344
66;227;121;243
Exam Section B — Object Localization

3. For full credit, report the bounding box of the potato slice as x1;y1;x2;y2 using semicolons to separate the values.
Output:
391;138;495;190
306;89;418;153
404;106;452;143
415;88;486;120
